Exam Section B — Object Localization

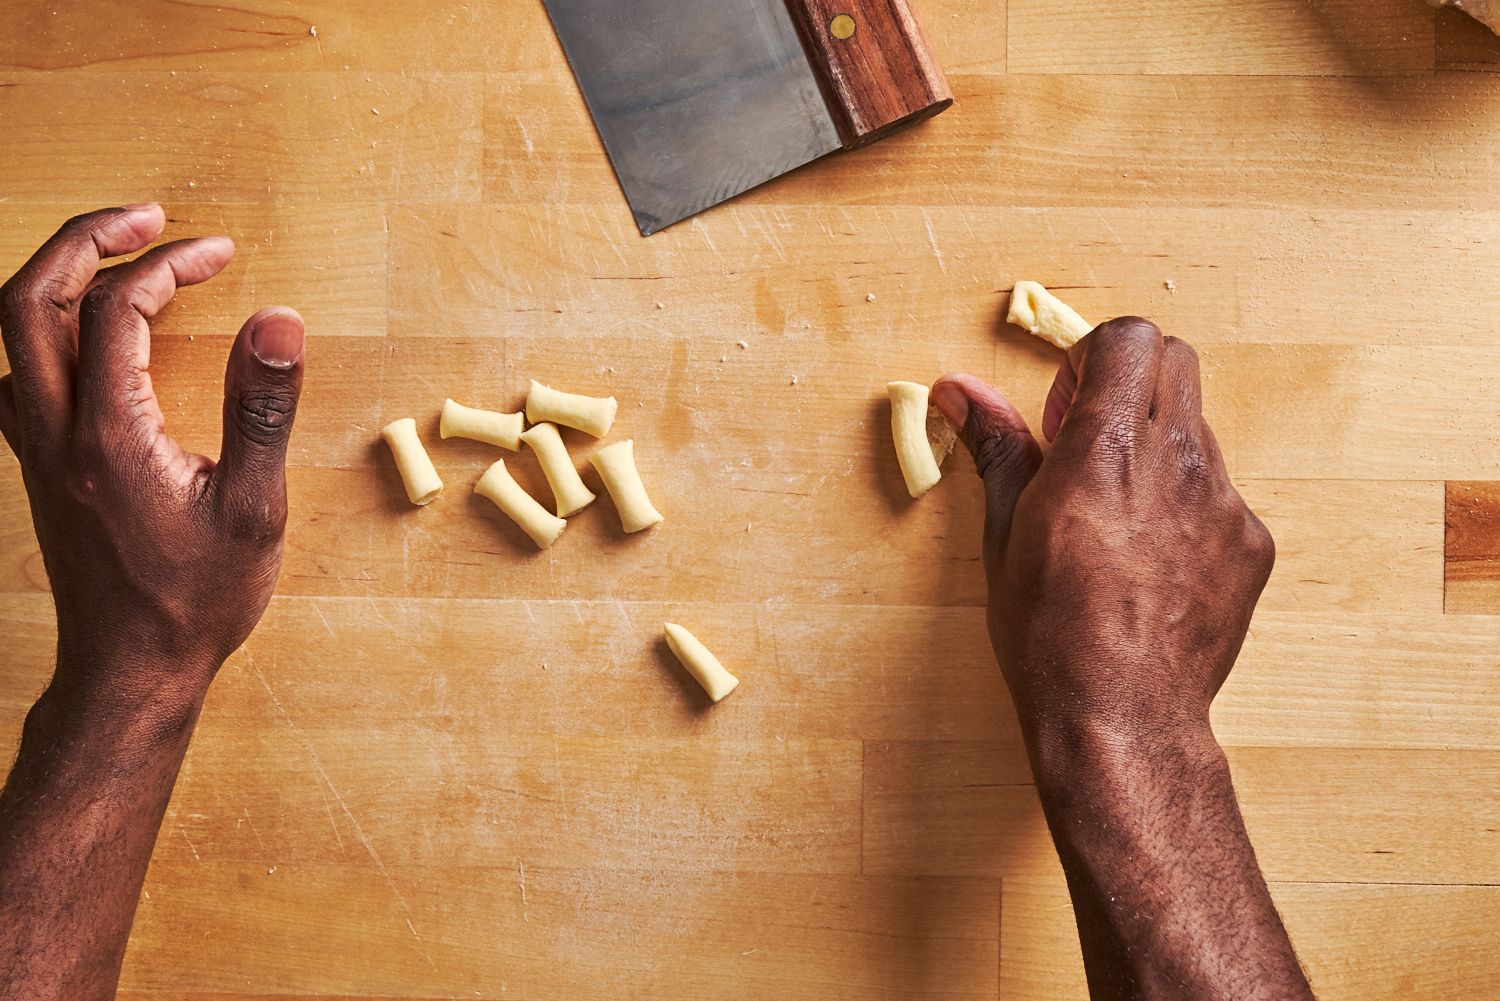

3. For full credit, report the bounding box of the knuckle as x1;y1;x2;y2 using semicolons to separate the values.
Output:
1165;426;1211;487
1097;315;1162;345
79;280;126;316
1246;513;1276;571
221;490;288;542
236;387;298;446
1078;418;1138;471
1162;335;1200;365
0;274;51;318
971;429;1027;484
63;209;105;232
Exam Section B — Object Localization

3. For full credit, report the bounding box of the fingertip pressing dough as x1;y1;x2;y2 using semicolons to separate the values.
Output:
440;398;523;450
589;439;664;533
519;422;596;517
474;459;567;549
526;380;618;438
1008;280;1093;350
663;622;739;702
380;417;444;506
888;382;942;498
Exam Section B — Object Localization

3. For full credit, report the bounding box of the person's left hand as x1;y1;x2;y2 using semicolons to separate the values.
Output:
0;204;306;723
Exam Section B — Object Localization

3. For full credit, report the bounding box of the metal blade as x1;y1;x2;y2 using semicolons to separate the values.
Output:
542;0;843;235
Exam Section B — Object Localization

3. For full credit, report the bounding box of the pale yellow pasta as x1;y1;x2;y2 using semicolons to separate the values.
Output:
474;459;566;549
380;417;443;506
519;422;596;517
525;380;618;438
663;622;739;702
887;382;941;499
589;439;664;533
1007;280;1094;350
440;398;523;450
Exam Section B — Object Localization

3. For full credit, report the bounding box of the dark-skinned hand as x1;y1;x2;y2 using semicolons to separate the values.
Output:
0;203;306;721
931;318;1275;754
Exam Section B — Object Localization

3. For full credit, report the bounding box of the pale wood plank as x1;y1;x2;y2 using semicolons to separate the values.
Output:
0;72;483;203
1242;480;1444;615
484;73;1500;212
119;865;999;1000
0;203;388;336
9;335;1495;479
0;0;566;74
4;597;1496;750
1446;480;1500;613
0;0;997;79
1205;344;1500;480
390;204;1500;347
1001;875;1500;1001
152;725;861;874
0;468;1448;615
1215;611;1500;750
863;742;1500;882
1008;0;1434;75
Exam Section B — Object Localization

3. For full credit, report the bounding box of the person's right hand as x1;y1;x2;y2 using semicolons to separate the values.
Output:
931;319;1274;762
0;204;306;724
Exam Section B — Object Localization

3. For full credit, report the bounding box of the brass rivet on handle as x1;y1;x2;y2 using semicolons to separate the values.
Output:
829;13;856;39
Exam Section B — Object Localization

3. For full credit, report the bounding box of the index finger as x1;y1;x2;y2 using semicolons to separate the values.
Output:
1041;316;1164;444
2;204;165;314
0;204;166;428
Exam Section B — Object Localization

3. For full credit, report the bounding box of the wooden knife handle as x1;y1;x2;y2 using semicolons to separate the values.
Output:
783;0;953;149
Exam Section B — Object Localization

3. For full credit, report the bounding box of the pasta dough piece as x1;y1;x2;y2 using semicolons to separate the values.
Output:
380;417;443;506
589;439;663;533
526;380;618;438
440;398;523;450
1008;280;1093;350
519;422;596;517
474;459;567;549
663;622;739;702
888;382;942;498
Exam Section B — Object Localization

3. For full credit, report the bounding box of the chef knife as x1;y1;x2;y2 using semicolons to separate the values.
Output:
541;0;953;235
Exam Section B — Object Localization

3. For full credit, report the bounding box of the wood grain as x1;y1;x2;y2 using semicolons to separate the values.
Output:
120;865;1000;1000
480;72;1500;212
1446;481;1500;613
862;742;1500;883
1008;0;1435;75
1;0;1498;996
1000;876;1500;1001
785;0;953;147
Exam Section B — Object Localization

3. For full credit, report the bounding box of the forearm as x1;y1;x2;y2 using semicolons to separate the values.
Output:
0;670;203;1001
1032;718;1314;1001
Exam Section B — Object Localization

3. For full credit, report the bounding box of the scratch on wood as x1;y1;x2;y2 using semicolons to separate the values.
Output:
311;600;336;639
922;209;947;275
246;648;440;973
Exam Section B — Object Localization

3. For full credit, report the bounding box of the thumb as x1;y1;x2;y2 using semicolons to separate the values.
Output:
214;306;306;534
931;373;1042;554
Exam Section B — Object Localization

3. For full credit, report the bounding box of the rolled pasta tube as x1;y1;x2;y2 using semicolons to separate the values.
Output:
888;381;941;499
1008;280;1093;350
519;421;596;517
380;417;443;506
589;439;664;533
663;622;739;702
440;398;523;450
526;379;618;438
474;459;567;549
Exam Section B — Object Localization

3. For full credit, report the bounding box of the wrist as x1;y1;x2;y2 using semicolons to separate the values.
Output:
1029;711;1224;816
44;649;212;748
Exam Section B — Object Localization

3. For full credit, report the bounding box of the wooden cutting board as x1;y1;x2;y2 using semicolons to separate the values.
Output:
1;2;1498;999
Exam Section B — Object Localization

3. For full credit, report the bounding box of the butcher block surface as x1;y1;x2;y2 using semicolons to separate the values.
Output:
2;1;1499;998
